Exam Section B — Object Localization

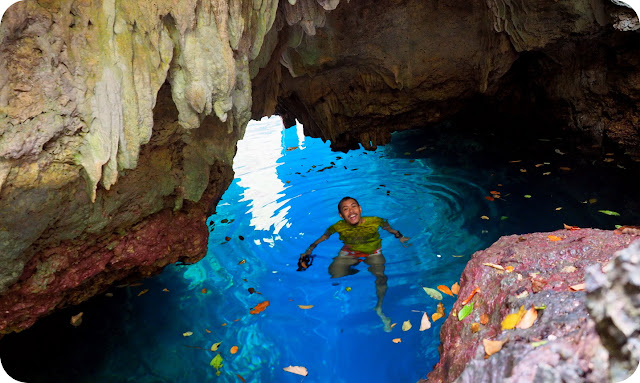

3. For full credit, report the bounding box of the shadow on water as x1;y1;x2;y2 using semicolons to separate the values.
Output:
2;117;640;382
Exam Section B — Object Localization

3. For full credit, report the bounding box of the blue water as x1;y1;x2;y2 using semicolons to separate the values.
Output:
2;117;639;383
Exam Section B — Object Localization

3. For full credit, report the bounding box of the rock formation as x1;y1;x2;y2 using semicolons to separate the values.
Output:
1;4;640;382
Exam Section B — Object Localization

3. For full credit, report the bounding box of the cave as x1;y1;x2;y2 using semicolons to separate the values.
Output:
1;0;640;382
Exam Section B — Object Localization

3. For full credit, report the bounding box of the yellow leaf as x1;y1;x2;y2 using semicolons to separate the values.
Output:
483;263;504;270
437;285;454;296
183;331;194;337
471;323;481;333
431;312;444;322
419;312;431;331
392;338;402;343
390;323;397;329
451;282;460;295
481;215;490;220
230;346;239;354
297;305;314;309
501;305;526;330
483;338;508;356
211;342;222;351
515;306;538;329
283;366;308;376
402;320;412;331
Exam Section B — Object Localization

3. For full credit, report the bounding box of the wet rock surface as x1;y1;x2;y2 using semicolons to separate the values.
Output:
425;229;640;383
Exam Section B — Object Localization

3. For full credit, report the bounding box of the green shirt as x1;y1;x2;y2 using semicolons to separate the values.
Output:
325;216;388;254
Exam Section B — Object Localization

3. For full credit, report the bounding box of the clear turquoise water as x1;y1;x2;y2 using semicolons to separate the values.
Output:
2;117;639;383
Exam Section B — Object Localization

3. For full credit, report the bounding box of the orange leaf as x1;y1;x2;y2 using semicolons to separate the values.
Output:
230;345;239;354
297;305;314;309
238;259;246;265
392;338;402;343
461;287;481;305
547;235;562;242
201;288;208;294
483;338;508;356
485;196;495;201
505;266;514;272
250;300;270;314
480;313;489;325
563;223;581;231
489;190;500;195
431;312;444;322
471;323;481;333
437;285;454;297
236;374;246;382
451;282;460;295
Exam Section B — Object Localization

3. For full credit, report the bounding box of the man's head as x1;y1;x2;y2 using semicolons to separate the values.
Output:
338;196;362;225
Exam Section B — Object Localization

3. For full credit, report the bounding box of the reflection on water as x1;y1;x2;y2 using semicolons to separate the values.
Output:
2;116;639;383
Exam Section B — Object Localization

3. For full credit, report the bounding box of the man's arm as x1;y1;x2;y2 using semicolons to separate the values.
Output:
301;231;332;257
381;220;410;243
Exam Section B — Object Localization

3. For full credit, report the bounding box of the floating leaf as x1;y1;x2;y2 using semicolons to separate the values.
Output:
524;195;532;199
461;287;481;305
569;283;586;291
345;286;352;292
502;305;526;330
483;338;508;356
201;288;208;294
501;216;509;220
402;320;412;331
205;329;211;333
283;366;308;376
210;354;223;376
480;215;490;220
250;301;270;314
419;312;431;331
138;289;149;296
437;285;454;296
451;282;460;295
598;210;620;216
458;303;474;321
298;305;314;309
236;374;246;382
432;302;446;322
183;331;193;337
559;167;571;171
515;306;538;329
485;196;495;201
248;287;256;294
589;198;598;204
555;207;563;211
480;313;489;325
483;263;504;270
392;338;402;343
238;259;246;265
471;323;481;333
422;287;443;300
70;312;83;327
547;235;562;241
230;346;239;354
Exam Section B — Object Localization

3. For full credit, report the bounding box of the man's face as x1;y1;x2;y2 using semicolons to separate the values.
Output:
339;199;362;225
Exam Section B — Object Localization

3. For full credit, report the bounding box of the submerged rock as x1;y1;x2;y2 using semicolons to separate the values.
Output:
425;229;639;383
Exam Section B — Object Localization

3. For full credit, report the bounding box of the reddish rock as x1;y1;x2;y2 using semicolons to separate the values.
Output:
425;229;640;383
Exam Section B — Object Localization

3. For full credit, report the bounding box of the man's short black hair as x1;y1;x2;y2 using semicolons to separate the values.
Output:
338;196;359;212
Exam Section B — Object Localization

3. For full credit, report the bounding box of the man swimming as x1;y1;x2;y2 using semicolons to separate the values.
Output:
300;196;409;331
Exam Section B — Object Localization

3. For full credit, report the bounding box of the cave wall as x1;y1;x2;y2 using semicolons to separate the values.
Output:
1;0;640;335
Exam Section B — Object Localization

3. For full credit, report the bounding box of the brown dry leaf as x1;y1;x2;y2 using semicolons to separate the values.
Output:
483;263;505;270
480;313;489;325
138;289;149;296
451;282;460;295
238;259;246;265
471;323;481;333
70;312;83;327
569;283;586;291
436;302;445;316
283;366;308;376
297;305;314;309
392;338;402;343
230;345;239;354
515;306;538;329
437;285;454;297
559;167;572;171
483;338;508;356
547;235;563;241
250;300;270;314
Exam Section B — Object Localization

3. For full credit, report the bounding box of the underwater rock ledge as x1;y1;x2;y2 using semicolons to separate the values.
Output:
424;229;640;383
